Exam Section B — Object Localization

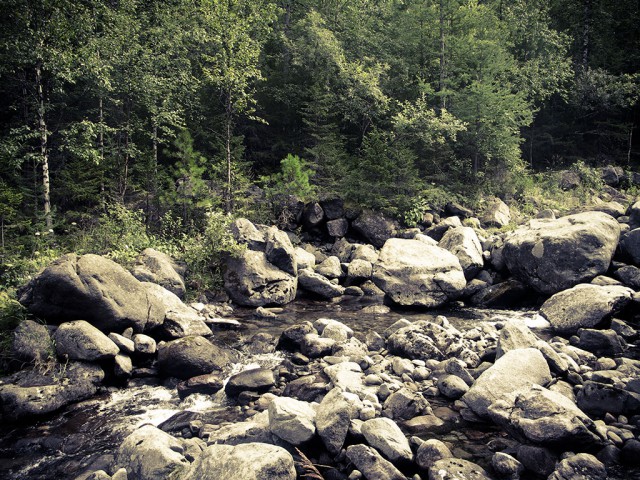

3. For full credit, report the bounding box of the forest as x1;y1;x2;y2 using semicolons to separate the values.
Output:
0;0;638;297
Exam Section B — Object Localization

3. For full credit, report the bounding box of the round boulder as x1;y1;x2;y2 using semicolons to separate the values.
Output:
502;212;620;294
53;320;119;361
373;238;466;307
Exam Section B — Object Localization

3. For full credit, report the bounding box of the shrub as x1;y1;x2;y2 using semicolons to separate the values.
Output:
262;154;316;202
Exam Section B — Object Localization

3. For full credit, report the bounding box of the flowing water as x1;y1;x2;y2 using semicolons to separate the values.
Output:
0;298;633;479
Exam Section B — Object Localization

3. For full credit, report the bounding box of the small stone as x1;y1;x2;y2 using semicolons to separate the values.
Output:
133;334;157;355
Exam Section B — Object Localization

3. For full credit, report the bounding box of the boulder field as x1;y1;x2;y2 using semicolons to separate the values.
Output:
4;197;640;479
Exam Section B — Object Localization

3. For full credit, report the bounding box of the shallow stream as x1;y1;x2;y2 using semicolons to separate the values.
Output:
0;298;634;479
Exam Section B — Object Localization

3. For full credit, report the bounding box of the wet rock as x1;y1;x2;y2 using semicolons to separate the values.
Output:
488;385;602;446
265;226;297;276
225;368;276;397
547;453;606;480
0;362;104;421
157;336;236;380
132;248;186;298
352;211;397;248
298;269;345;299
439;226;484;279
415;438;452;470
402;415;446;435
12;319;52;363
361;417;412;464
18;253;166;332
224;249;297;307
346;444;405;480
427;458;492;480
177;373;224;399
54;320;119;361
481;197;511;228
461;348;551;419
502;212;620;294
268;396;316;445
181;442;295;480
373;239;466;307
277;322;316;351
577;381;640;416
317;319;354;343
540;284;633;334
491;452;524;479
574;328;624;357
115;424;189;480
317;387;361;455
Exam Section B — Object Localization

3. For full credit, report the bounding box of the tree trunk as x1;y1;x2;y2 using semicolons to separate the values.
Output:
439;0;447;111
226;113;232;214
99;95;106;211
582;0;591;70
36;63;52;229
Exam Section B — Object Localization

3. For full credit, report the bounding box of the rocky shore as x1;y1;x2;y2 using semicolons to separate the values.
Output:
4;194;640;479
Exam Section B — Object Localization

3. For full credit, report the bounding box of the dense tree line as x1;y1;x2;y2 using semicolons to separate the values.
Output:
0;0;638;245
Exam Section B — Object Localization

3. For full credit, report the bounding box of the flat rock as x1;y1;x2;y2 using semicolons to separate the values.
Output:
540;284;633;334
225;368;276;397
157;336;236;380
427;458;492;480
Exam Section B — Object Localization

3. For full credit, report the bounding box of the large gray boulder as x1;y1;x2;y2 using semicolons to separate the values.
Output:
439;226;484;279
619;228;640;264
461;348;551;419
224;249;297;306
181;443;295;480
157;336;236;380
540;284;633;334
488;385;602;446
115;425;188;480
53;320;119;361
18;254;166;332
268;396;316;445
0;362;104;421
231;218;266;250
131;248;186;298
502;212;620;294
224;368;276;397
373;239;466;307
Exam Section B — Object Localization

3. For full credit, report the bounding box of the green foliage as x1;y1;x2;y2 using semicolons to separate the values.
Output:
262;154;316;201
403;186;463;227
180;210;244;296
0;290;28;374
